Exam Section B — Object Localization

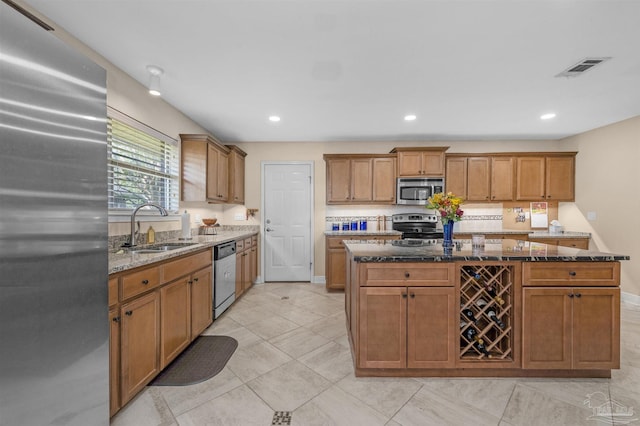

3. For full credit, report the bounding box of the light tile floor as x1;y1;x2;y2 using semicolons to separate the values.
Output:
111;283;640;426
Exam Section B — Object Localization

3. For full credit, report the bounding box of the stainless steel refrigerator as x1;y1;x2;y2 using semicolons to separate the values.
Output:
0;2;109;425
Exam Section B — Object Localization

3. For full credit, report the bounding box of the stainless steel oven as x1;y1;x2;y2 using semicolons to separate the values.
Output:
396;177;445;205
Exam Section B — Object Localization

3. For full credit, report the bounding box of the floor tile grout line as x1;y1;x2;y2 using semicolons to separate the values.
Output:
498;378;518;425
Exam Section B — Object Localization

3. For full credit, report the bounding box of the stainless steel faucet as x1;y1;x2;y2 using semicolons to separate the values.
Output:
124;202;168;247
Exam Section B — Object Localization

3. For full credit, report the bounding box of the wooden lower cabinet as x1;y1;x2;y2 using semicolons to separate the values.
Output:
160;278;191;369
120;291;160;405
234;235;259;298
109;309;121;417
249;243;258;285
522;287;620;370
110;248;214;416
191;266;213;337
358;286;456;369
326;235;400;291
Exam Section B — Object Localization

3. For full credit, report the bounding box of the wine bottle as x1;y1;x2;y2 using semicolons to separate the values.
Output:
461;308;478;323
487;309;505;329
474;340;492;358
476;298;488;308
460;321;468;329
486;287;505;305
464;327;481;343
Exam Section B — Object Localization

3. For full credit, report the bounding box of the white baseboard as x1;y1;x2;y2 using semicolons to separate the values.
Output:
622;291;640;306
312;276;326;285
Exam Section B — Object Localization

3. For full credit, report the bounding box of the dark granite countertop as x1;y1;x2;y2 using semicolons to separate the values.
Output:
344;239;629;262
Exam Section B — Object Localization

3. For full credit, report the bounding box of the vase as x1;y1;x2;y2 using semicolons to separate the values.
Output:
442;221;454;247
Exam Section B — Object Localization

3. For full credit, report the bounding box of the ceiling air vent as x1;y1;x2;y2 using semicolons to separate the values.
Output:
555;57;611;78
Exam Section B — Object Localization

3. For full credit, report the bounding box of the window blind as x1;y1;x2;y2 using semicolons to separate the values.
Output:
107;108;179;212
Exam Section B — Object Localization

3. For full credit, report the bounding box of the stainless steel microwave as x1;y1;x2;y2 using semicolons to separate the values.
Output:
396;177;445;205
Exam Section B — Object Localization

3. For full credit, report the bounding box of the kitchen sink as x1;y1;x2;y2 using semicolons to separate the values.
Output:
126;242;198;253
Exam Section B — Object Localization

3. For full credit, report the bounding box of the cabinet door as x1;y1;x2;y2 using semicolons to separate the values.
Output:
326;247;347;291
109;309;121;417
572;288;620;369
546;156;574;201
191;266;213;337
120;291;160;405
407;287;456;368
445;157;467;198
522;288;572;369
229;151;245;204
372;157;396;202
181;139;207;201
491;157;514;201
466;157;491;201
217;150;229;201
242;251;251;292
326;158;351;203
516;157;545;200
160;278;191;368
350;158;373;202
249;245;258;285
358;287;407;369
421;151;445;176
206;144;220;200
235;251;243;297
397;151;423;176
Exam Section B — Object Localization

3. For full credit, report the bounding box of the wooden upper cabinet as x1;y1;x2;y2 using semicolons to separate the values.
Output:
447;155;514;201
516;154;576;201
546;156;574;201
350;158;373;202
466;157;491;201
491;156;515;201
227;145;247;205
516;157;546;200
180;134;231;203
372;157;396;202
445;157;467;197
324;154;395;204
391;147;448;177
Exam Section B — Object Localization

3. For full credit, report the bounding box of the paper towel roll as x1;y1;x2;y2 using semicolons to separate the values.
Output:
181;210;191;240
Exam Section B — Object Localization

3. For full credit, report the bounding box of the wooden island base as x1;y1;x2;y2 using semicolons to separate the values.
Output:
344;240;625;379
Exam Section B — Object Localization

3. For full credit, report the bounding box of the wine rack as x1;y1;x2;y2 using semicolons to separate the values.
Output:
459;264;514;362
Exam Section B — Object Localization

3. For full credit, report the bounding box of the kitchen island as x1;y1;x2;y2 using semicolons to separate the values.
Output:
344;239;629;378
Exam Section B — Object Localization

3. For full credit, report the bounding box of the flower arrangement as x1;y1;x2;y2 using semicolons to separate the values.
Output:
426;192;464;224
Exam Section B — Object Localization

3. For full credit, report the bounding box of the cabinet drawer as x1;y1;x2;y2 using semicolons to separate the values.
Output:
244;237;252;248
121;266;161;300
523;262;620;286
251;235;257;247
162;249;211;283
327;237;347;249
236;239;244;251
361;263;455;286
108;277;119;307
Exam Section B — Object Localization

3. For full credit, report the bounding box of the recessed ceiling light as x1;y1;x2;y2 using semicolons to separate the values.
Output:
268;116;281;122
540;113;556;120
404;114;417;121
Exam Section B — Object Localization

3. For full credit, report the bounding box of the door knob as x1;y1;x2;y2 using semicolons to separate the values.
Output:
266;227;273;232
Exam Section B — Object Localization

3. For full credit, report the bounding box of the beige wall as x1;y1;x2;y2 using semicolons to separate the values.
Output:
561;116;640;296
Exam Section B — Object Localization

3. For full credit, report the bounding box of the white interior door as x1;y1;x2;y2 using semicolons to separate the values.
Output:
262;162;313;282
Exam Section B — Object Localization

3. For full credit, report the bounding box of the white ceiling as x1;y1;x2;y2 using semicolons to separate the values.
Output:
23;0;640;142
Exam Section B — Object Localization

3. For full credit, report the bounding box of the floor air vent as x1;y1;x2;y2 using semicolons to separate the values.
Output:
556;57;611;77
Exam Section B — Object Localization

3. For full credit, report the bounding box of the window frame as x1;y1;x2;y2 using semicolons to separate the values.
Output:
107;107;179;218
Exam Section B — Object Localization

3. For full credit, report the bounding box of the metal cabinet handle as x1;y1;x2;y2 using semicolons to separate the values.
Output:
142;279;149;285
402;293;407;299
410;293;415;298
112;316;120;323
569;271;577;276
568;294;574;298
575;293;582;298
125;310;133;316
193;277;199;282
188;280;193;284
404;272;410;278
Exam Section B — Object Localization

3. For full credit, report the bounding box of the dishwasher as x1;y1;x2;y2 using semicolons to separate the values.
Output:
213;241;236;319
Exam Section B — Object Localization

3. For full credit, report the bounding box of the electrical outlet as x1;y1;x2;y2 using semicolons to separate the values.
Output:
234;213;245;221
587;211;597;221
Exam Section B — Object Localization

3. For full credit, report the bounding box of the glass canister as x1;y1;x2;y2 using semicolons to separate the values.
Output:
359;219;367;230
350;220;358;231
